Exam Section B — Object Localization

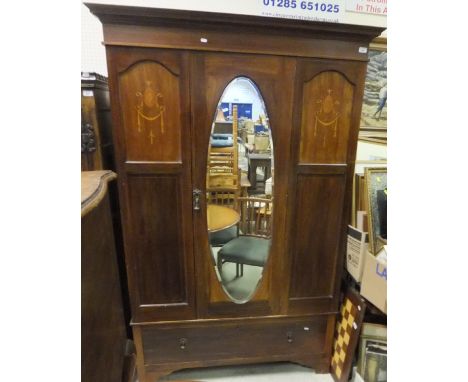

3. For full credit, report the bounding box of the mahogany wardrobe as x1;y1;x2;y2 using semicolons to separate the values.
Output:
87;4;384;381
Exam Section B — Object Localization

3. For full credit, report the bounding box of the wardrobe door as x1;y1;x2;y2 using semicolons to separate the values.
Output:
287;59;367;315
190;52;296;318
106;47;196;322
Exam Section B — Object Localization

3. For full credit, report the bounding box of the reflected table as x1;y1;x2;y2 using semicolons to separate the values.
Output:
207;204;240;233
247;152;272;191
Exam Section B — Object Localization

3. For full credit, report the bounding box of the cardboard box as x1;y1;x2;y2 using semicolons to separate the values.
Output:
360;250;387;314
356;211;368;232
346;225;368;282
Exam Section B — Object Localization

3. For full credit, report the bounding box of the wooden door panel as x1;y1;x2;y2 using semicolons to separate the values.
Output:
190;52;296;318
107;47;195;322
289;173;346;299
126;174;186;305
287;59;367;315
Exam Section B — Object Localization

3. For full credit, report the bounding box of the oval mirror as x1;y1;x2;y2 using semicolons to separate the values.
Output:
206;77;274;303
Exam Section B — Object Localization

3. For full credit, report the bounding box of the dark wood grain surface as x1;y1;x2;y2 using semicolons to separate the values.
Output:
289;174;346;304
87;3;382;62
106;48;196;324
82;171;128;382
81;73;115;171
142;315;327;365
126;175;186;305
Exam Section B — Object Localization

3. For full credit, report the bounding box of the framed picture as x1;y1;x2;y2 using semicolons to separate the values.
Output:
359;37;387;145
357;323;387;382
365;167;387;254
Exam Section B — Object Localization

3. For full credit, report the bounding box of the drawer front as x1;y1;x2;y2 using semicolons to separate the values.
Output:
141;316;328;365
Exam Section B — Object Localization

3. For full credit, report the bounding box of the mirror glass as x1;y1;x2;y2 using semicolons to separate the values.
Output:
206;77;274;303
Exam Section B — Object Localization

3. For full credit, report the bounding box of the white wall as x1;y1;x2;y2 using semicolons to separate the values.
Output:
82;4;107;75
220;78;266;123
356;141;387;161
355;141;387;173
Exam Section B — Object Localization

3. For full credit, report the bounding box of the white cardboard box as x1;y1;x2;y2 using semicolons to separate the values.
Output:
346;225;368;282
360;250;387;314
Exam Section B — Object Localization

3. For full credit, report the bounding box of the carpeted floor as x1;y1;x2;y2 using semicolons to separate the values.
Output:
159;363;334;381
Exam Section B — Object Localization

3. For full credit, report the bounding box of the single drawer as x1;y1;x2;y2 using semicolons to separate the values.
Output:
141;316;327;366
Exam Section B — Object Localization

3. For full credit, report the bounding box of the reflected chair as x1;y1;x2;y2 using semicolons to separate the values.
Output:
217;197;273;277
207;107;242;247
207;106;240;190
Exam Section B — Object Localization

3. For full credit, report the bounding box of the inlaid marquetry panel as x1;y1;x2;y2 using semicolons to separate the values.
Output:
119;61;181;161
289;174;346;299
299;71;354;164
126;175;186;306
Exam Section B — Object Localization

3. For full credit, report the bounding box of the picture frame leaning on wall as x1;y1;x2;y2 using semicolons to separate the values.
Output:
365;167;387;254
357;323;387;382
359;37;387;145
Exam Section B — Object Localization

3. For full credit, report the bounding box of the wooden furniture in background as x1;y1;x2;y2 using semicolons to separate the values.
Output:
240;172;251;197
82;72;132;336
81;72;115;171
206;186;240;208
207;106;240;190
236;197;273;238
87;4;384;381
82;72;132;339
247;152;272;192
217;197;273;277
81;171;133;382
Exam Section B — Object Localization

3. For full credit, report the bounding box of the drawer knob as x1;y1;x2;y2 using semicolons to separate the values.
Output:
179;338;187;350
287;331;293;343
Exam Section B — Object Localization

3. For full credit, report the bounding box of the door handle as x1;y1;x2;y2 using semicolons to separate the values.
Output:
193;189;202;210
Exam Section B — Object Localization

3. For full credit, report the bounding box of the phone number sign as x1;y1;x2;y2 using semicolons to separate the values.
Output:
259;0;345;22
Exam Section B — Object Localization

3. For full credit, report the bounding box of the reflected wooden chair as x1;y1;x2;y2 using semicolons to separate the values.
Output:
206;186;239;208
206;105;240;192
206;106;242;247
217;197;273;277
206;149;239;189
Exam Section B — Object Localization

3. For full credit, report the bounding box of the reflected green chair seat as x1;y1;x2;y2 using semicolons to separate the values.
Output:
217;236;271;277
209;226;238;246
